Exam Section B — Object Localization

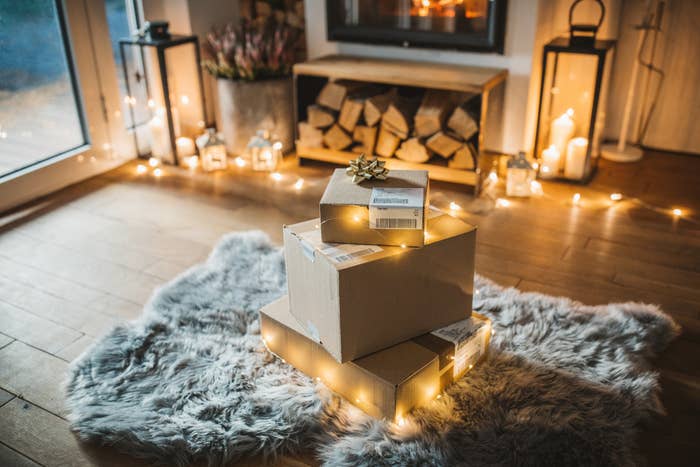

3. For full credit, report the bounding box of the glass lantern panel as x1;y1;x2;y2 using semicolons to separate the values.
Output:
163;43;205;140
537;51;601;180
592;48;614;159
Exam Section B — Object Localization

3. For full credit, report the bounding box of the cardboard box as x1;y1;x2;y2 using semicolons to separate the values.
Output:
320;168;429;247
283;210;477;362
259;296;491;421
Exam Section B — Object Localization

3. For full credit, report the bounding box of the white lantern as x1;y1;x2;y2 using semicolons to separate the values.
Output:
246;130;282;172
197;129;227;172
506;151;535;197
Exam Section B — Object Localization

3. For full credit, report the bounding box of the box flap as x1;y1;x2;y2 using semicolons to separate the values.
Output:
354;341;437;387
284;213;475;271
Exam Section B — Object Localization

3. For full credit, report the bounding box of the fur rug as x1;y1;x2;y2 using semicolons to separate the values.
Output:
65;231;679;466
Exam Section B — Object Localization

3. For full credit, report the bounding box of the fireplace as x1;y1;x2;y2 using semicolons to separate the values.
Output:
326;0;507;53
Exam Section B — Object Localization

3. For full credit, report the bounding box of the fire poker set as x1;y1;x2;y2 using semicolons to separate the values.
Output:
260;157;490;422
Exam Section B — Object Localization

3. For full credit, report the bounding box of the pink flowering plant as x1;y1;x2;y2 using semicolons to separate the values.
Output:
203;16;301;81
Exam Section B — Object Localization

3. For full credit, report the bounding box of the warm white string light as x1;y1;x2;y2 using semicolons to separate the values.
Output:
495;198;510;207
136;164;147;174
234;157;246;167
572;193;581;205
294;178;305;190
610;193;623;201
153;168;163;177
148;157;160;167
270;172;283;181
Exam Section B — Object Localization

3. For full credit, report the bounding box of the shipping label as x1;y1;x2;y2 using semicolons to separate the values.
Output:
432;317;489;378
369;188;424;230
298;228;382;264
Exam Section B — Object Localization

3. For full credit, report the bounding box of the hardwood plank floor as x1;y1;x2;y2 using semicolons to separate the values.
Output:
0;150;698;466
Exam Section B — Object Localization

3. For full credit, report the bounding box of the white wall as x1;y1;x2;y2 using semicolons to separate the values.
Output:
305;0;620;155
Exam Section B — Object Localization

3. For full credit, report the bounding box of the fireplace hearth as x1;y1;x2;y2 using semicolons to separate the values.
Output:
326;0;507;53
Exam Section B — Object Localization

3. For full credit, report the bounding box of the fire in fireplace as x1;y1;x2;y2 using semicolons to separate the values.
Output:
326;0;507;53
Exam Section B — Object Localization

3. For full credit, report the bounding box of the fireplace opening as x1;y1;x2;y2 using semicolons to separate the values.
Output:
326;0;507;53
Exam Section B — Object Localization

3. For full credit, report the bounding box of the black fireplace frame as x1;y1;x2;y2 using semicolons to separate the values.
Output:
326;0;508;54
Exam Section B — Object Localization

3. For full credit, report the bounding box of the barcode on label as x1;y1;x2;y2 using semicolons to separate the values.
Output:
332;248;376;263
375;218;417;229
372;198;409;204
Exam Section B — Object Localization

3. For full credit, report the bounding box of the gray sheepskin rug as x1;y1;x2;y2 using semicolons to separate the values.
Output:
65;231;679;466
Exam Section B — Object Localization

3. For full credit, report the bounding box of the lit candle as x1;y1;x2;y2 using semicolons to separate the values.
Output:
176;136;196;159
540;144;560;178
565;137;588;180
549;109;575;169
148;115;169;159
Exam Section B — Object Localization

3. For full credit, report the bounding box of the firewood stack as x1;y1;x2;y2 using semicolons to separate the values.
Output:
298;80;480;171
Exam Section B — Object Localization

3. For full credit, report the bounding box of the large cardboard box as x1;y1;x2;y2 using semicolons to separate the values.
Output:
259;296;491;421
320;168;429;247
283;210;476;362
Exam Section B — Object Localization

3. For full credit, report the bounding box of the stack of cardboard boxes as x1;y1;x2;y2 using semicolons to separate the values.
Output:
260;167;491;422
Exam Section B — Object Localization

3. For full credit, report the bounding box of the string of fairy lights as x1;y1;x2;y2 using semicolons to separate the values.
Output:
134;157;695;225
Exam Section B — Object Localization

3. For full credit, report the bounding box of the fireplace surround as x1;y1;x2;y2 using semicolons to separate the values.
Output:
326;0;508;53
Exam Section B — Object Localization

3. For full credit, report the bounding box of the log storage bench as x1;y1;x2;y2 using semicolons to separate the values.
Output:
293;55;507;192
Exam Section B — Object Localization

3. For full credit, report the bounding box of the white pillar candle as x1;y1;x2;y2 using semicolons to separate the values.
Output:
549;109;575;169
148;115;169;159
565;137;588;180
176;136;195;158
540;144;560;178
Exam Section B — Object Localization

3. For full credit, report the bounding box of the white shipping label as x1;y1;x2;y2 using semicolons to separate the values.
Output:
431;317;489;378
320;244;383;264
298;228;382;264
369;188;424;230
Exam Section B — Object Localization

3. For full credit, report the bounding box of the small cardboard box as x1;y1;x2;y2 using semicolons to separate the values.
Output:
320;168;429;247
283;210;476;362
259;296;491;421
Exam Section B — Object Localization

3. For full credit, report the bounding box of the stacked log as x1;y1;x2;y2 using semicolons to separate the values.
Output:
297;80;480;171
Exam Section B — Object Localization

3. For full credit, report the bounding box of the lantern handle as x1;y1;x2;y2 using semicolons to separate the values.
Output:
569;0;606;31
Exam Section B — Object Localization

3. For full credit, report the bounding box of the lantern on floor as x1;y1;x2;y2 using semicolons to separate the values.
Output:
119;21;206;165
197;129;228;171
245;130;282;172
506;151;535;197
533;0;615;182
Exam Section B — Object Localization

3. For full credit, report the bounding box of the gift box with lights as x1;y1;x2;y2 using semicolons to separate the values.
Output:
283;210;476;363
260;295;491;421
320;167;429;247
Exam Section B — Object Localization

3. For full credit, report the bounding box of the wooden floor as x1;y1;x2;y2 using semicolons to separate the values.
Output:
0;151;697;466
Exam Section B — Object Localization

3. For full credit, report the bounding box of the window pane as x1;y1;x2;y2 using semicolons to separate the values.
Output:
0;0;85;177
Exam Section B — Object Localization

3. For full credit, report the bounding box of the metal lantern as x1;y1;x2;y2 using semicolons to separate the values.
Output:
119;22;206;165
245;130;282;172
197;128;228;172
533;0;615;182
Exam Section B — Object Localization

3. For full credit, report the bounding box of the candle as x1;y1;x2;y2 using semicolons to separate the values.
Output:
540;144;560;178
565;137;588;180
148;115;169;159
176;136;195;158
549;109;575;169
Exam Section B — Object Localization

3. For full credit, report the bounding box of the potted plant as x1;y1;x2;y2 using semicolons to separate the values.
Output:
203;15;301;156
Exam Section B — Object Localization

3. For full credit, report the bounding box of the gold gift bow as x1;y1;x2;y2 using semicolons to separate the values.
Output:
346;153;389;184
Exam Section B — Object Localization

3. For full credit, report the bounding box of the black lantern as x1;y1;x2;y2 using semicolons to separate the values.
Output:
119;22;206;165
533;0;615;182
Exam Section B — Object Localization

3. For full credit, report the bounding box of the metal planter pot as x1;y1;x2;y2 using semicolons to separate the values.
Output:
214;77;294;156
